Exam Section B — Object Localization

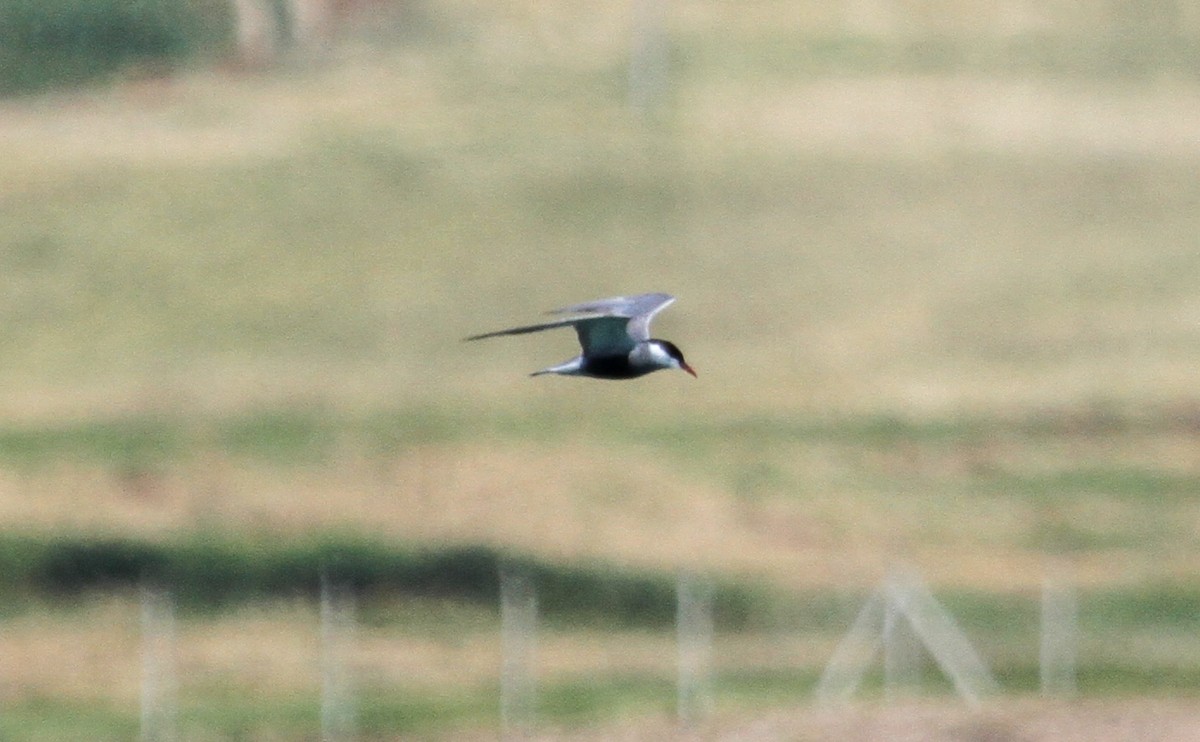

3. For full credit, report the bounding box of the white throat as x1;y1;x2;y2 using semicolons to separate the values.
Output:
638;341;676;370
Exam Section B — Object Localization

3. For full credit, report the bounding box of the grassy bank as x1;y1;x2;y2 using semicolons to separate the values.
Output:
0;532;760;628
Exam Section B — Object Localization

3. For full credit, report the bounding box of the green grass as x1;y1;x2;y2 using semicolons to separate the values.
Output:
0;403;1191;466
4;93;1200;421
0;688;497;741
994;468;1200;501
0;0;231;95
0;698;137;742
5;657;1199;742
683;32;1200;80
5;525;1199;633
0;532;761;628
0;405;1196;591
5;582;1200;739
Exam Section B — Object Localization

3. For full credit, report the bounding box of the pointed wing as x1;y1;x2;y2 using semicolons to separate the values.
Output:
466;292;675;352
550;293;675;342
464;316;581;342
465;315;635;356
573;315;637;356
548;293;674;318
623;293;675;341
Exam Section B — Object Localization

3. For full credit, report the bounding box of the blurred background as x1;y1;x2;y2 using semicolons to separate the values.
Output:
3;0;1200;738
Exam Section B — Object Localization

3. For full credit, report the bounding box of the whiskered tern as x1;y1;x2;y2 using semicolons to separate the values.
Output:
466;292;696;380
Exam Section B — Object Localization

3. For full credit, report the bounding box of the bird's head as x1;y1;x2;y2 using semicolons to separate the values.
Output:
649;340;697;378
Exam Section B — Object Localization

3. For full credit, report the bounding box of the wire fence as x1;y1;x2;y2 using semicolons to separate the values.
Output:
132;564;1082;741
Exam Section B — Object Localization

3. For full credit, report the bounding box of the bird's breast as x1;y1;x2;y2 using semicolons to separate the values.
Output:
581;354;654;379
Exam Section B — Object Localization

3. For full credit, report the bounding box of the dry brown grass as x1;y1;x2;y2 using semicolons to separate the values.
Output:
0;592;840;732
5;426;1200;593
1;22;1199;420
515;699;1200;742
1;598;143;706
8;586;1200;740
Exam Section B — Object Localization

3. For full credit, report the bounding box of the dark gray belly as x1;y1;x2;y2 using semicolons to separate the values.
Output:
582;355;654;379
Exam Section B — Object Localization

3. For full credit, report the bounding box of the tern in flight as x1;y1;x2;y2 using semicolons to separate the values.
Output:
466;292;696;380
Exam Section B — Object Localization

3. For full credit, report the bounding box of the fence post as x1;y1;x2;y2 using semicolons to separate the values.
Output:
883;571;998;708
817;570;998;707
499;567;537;740
1040;576;1078;696
815;588;885;705
320;570;357;742
676;572;714;727
140;581;177;742
882;579;920;698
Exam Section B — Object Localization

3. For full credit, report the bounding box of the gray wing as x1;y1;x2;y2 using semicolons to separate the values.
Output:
548;292;674;318
549;292;675;342
464;315;635;356
464;316;582;342
573;315;637;356
466;292;675;353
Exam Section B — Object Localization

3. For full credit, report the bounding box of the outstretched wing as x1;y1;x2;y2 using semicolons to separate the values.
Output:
466;292;675;353
548;293;674;319
464;316;581;342
623;294;675;342
573;315;637;356
464;315;636;356
550;293;675;343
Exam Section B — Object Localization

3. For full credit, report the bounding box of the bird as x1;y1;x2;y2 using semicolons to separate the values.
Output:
466;292;697;380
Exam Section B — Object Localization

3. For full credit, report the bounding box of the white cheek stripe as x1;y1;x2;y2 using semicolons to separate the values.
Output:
646;343;672;366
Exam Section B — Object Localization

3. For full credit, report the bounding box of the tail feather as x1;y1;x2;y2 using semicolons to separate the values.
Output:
530;357;584;377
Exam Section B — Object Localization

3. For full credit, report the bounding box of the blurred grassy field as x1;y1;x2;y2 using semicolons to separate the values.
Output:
4;0;1200;737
